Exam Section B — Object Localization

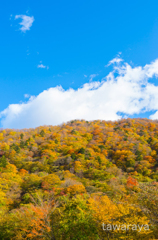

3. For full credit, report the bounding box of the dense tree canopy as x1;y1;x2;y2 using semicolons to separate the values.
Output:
0;118;158;239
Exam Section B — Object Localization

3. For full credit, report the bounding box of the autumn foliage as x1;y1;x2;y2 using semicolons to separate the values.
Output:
0;118;157;239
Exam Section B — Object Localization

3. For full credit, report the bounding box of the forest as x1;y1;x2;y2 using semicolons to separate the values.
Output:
0;118;158;240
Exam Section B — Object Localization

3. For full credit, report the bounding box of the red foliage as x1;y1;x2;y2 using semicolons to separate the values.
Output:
127;176;138;189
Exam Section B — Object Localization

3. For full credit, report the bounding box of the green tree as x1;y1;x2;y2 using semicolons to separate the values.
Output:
0;155;7;168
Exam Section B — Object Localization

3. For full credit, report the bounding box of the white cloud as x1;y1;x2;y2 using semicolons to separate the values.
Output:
24;94;30;98
15;15;34;32
2;58;158;128
106;57;123;67
37;64;49;69
89;74;99;81
37;64;46;69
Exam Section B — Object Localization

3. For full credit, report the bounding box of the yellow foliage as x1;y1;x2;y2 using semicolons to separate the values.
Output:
42;174;61;190
0;142;10;151
89;194;151;236
0;190;6;206
0;133;4;141
66;184;86;195
74;161;83;172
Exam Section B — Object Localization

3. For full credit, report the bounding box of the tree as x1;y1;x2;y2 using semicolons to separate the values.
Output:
88;194;151;239
0;155;7;168
53;195;98;240
0;193;58;240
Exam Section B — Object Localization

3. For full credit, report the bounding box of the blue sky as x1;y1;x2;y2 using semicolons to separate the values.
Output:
1;0;158;128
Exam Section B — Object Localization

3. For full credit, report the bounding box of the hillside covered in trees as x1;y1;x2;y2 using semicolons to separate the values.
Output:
0;118;158;239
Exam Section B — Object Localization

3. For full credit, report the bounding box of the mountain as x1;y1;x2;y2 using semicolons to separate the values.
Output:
0;118;158;239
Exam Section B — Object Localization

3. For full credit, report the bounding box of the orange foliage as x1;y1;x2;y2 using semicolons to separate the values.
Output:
19;169;28;176
127;176;138;188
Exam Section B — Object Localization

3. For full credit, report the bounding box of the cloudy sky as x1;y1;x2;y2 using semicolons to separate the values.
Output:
1;0;158;128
